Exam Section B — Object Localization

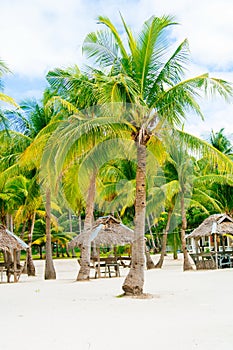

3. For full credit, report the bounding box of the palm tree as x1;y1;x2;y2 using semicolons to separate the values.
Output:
2;89;67;279
40;14;233;294
209;128;233;156
0;59;19;128
79;14;233;295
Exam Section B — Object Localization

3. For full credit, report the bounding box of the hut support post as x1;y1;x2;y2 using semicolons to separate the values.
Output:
97;247;100;278
214;234;218;269
195;239;199;254
208;236;211;251
13;249;17;282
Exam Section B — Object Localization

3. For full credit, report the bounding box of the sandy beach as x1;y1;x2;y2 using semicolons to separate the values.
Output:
0;255;232;350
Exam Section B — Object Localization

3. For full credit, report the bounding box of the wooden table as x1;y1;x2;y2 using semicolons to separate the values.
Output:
90;257;120;278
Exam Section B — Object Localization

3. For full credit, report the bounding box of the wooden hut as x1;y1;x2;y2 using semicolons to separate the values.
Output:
186;214;233;269
69;215;134;277
69;215;134;249
0;224;29;282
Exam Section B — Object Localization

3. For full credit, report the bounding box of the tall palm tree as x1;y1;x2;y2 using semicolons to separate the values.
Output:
2;89;66;279
41;14;233;294
78;14;233;295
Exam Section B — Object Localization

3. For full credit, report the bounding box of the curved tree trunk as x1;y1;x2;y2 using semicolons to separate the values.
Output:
77;172;96;281
155;209;172;268
122;141;146;295
27;213;36;276
145;244;155;269
181;194;193;271
173;232;178;259
44;188;56;280
16;221;26;265
147;216;156;252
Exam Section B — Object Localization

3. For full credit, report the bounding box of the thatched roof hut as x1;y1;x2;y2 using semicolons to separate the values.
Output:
69;215;134;249
0;224;29;251
187;214;233;239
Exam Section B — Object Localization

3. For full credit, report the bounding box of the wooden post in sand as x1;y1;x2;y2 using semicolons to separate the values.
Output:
97;247;101;278
13;249;17;282
214;234;218;269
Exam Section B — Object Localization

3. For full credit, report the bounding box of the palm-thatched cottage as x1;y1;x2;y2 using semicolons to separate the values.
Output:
69;215;135;249
69;215;134;278
0;224;29;282
186;214;233;269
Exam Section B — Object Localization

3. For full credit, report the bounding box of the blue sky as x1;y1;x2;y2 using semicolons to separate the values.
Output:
1;0;233;138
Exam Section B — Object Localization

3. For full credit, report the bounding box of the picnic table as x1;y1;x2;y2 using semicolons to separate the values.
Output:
78;255;132;278
91;256;120;278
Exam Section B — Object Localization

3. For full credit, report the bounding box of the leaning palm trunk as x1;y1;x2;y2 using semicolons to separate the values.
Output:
147;217;156;252
145;244;155;269
155;209;172;268
44;188;56;279
180;194;193;271
27;213;36;276
77;172;96;281
122;141;146;295
16;221;26;265
173;233;178;259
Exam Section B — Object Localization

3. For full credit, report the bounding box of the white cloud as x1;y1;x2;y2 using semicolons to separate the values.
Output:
2;0;232;76
1;0;233;136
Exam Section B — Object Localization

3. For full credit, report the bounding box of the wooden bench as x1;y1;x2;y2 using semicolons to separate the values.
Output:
190;253;217;270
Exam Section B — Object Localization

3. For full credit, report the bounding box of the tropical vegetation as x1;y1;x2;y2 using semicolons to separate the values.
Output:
0;14;233;296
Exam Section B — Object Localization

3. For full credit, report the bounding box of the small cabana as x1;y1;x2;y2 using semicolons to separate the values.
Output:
186;214;233;269
0;224;29;282
69;215;134;277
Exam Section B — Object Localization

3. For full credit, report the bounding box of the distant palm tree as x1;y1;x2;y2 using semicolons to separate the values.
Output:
0;59;19;128
209;128;233;156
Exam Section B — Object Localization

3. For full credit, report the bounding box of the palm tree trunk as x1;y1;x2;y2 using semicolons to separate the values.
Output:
180;194;193;271
27;213;36;276
44;188;56;279
122;141;146;295
145;244;155;269
155;209;172;268
6;213;10;230
16;221;27;265
9;214;14;232
78;215;82;234
147;216;156;251
77;172;96;281
68;210;73;232
173;232;178;259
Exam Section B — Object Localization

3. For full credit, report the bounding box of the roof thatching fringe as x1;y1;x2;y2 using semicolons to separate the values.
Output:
0;224;29;251
68;215;134;248
187;214;233;238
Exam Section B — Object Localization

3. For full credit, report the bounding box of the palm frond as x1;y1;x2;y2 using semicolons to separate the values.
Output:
176;129;233;173
0;93;19;108
97;16;129;60
136;15;177;94
83;30;119;67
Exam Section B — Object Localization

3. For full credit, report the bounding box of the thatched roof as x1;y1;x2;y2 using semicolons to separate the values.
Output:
0;225;29;251
69;215;135;248
187;214;233;239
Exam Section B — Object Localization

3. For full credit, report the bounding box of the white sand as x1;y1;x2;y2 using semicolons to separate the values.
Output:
0;255;233;350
